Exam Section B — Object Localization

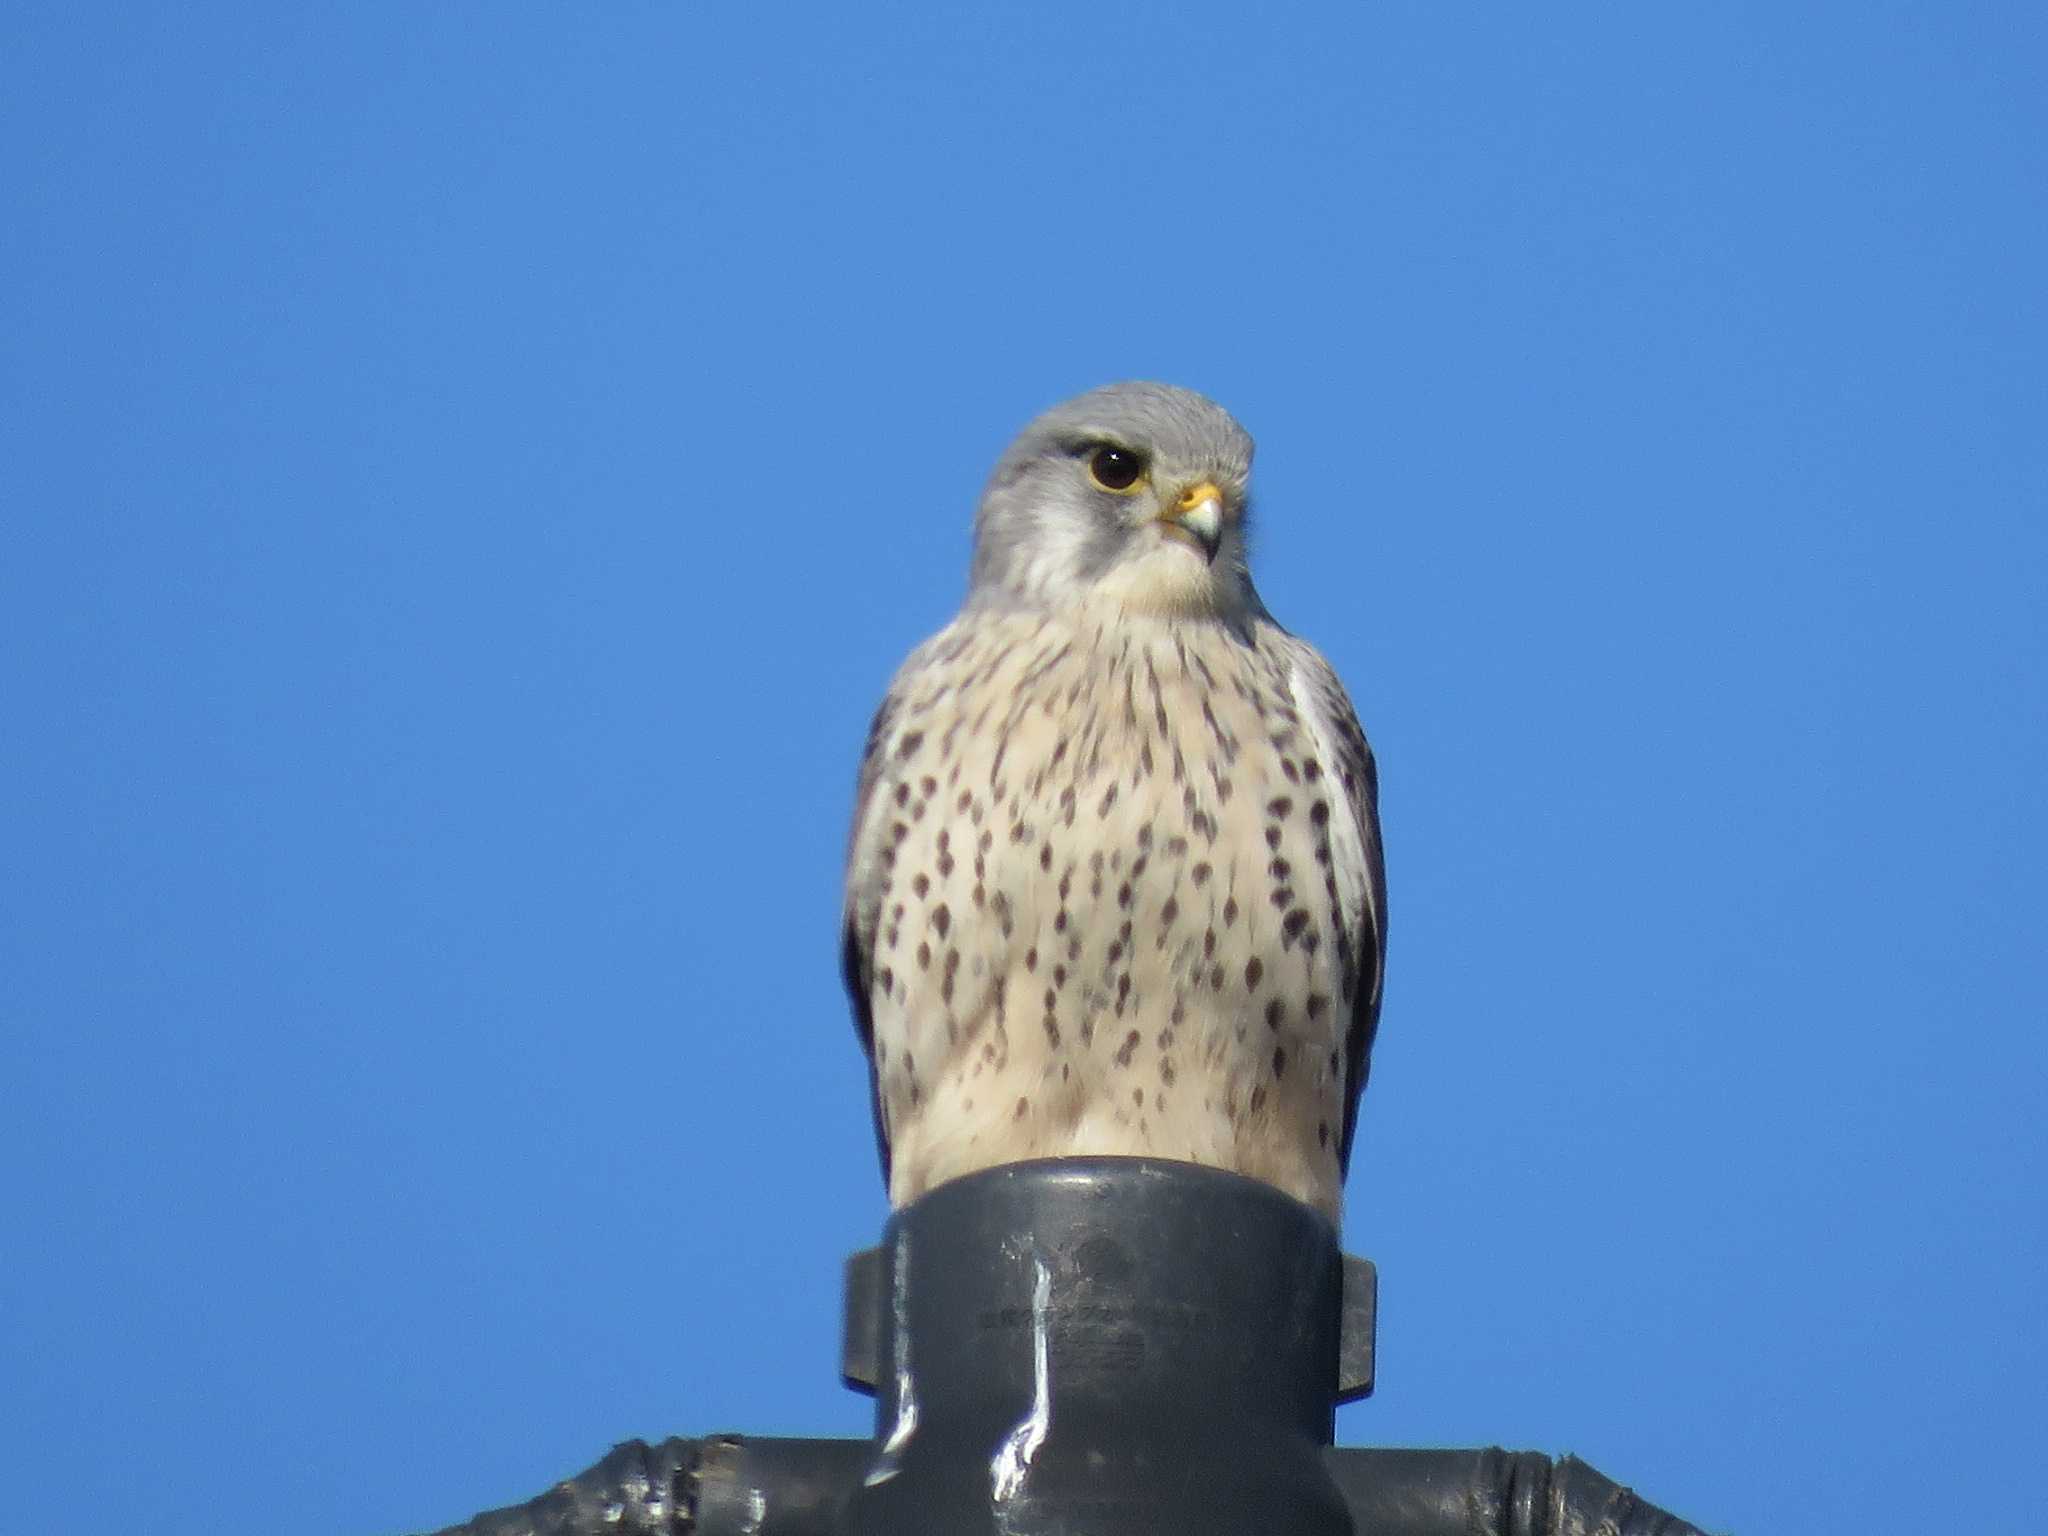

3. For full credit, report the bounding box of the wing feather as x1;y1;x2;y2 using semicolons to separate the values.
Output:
1274;635;1387;1174
840;678;906;1185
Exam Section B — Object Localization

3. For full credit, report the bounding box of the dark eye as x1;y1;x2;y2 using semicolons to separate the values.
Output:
1087;444;1146;492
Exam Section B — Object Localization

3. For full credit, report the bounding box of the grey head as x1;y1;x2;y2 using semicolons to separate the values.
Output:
967;382;1261;621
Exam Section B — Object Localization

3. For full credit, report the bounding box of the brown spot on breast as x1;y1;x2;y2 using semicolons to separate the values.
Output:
1266;997;1286;1031
1271;1046;1287;1080
1244;958;1264;991
931;904;951;939
1115;1030;1140;1067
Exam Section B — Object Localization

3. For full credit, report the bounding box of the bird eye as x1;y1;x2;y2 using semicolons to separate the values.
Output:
1087;444;1146;493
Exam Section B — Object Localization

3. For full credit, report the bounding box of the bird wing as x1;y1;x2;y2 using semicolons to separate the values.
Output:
839;640;929;1188
1270;631;1387;1174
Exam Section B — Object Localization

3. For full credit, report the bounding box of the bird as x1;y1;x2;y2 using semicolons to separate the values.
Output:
840;382;1385;1226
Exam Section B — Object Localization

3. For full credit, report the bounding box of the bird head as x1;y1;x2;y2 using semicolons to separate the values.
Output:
967;382;1258;620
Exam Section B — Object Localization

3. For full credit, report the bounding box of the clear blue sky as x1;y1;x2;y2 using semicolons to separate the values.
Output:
4;5;2042;1533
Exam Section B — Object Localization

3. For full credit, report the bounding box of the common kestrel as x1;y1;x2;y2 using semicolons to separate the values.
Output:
841;383;1385;1225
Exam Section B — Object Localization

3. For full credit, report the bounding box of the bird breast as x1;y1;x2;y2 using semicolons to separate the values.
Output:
856;606;1357;1221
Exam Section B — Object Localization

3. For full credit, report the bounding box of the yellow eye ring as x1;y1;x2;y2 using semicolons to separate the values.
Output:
1087;444;1147;493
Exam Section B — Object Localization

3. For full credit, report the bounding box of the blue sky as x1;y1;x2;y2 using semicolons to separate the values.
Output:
4;4;2043;1532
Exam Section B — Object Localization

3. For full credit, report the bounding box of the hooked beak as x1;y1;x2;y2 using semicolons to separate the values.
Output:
1159;480;1225;563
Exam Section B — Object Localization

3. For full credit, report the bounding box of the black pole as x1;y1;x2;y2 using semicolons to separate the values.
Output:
415;1159;1712;1536
836;1158;1361;1535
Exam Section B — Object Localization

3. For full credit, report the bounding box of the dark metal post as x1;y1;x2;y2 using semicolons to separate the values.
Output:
836;1158;1370;1535
415;1157;1712;1536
